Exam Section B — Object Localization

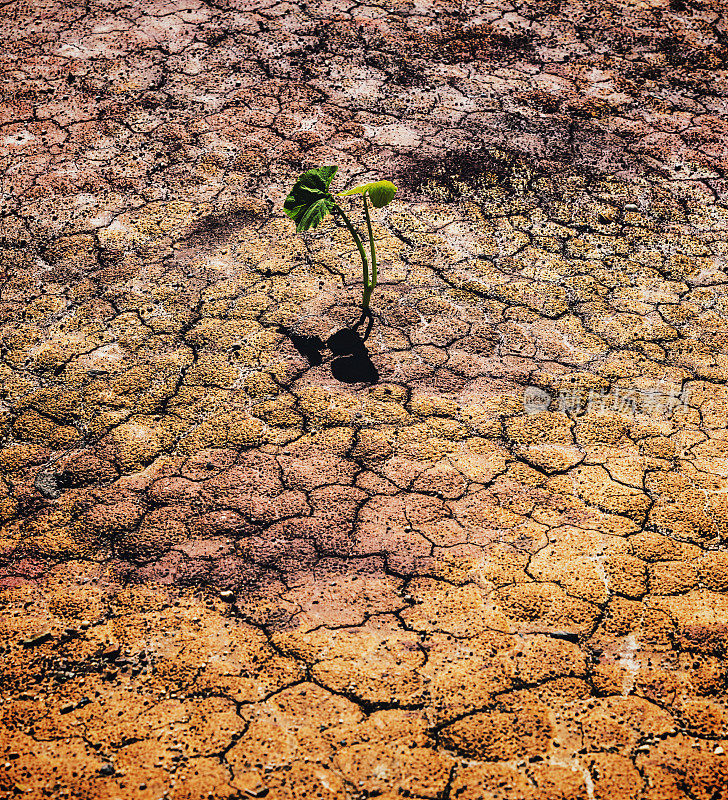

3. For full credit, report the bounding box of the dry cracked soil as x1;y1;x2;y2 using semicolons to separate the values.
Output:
2;0;728;797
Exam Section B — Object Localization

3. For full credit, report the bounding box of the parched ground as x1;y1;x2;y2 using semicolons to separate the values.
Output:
2;0;728;797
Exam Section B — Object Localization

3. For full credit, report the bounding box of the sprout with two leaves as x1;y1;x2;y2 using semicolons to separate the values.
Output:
284;166;397;313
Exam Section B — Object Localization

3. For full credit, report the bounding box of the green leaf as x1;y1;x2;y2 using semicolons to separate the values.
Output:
338;180;397;208
284;166;339;231
315;165;338;190
297;197;335;232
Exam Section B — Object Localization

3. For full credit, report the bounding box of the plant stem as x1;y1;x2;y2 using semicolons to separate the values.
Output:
362;193;377;290
333;201;371;308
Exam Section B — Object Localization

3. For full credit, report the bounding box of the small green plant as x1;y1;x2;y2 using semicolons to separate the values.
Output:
284;166;397;311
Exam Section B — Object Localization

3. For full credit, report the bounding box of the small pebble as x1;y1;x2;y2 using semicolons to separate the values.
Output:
624;202;640;211
220;590;235;602
715;746;725;755
21;632;52;648
102;643;120;660
243;783;269;798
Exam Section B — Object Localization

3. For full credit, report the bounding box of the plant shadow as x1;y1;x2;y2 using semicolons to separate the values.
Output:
276;327;325;367
328;327;379;384
278;314;379;384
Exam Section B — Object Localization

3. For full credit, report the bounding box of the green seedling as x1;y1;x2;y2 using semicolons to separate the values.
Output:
284;166;397;312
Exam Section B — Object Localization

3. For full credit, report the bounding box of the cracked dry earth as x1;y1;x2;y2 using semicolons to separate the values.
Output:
3;1;728;799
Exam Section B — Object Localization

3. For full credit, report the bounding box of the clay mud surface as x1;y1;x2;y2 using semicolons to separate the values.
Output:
2;0;728;797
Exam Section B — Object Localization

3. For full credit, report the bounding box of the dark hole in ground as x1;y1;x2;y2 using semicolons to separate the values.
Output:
182;209;258;248
397;145;542;203
435;17;535;63
281;15;535;87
